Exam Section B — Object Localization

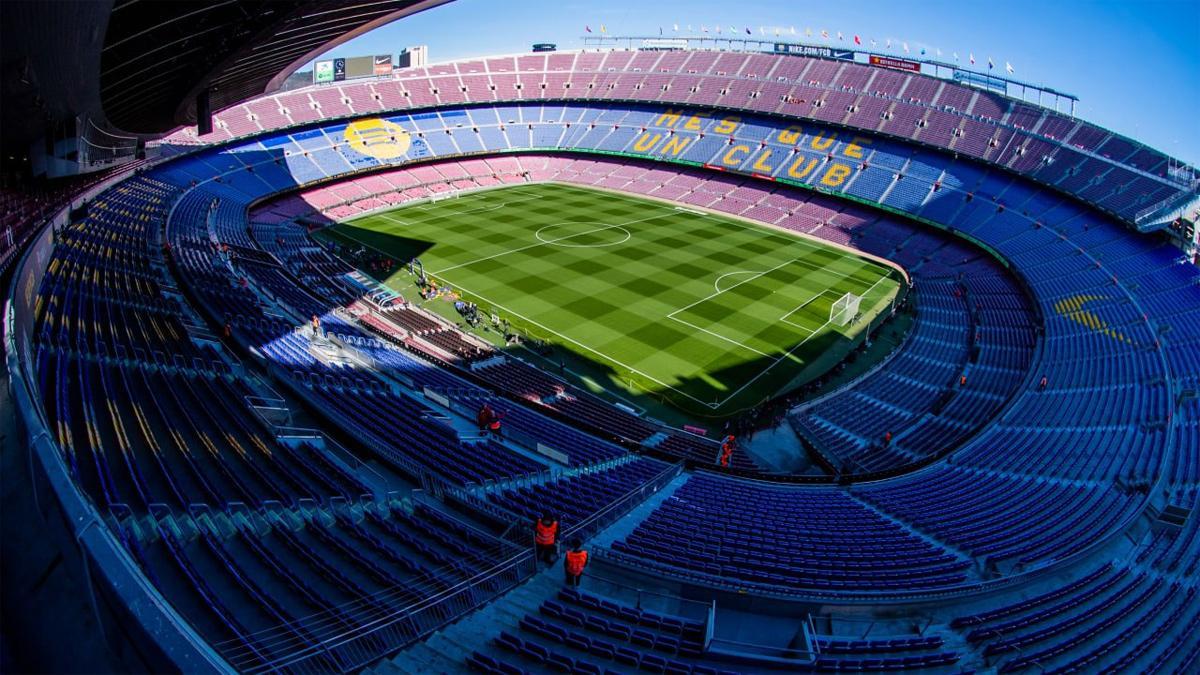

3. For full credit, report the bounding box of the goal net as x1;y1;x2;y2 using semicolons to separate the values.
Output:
429;189;460;203
831;292;862;326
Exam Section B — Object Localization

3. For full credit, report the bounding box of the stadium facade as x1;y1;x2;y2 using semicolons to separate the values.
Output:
3;13;1199;675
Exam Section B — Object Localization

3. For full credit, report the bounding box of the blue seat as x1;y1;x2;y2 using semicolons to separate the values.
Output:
614;646;641;667
496;631;523;654
546;653;574;673
522;641;550;663
640;653;669;674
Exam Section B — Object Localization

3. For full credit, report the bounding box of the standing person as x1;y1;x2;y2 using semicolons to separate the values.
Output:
311;314;321;338
534;514;558;567
564;539;588;587
719;435;735;468
477;403;494;434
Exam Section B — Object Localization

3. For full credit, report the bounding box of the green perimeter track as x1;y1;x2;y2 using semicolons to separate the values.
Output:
319;183;903;418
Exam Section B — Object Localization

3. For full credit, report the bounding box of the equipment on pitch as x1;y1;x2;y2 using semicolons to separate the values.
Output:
831;292;862;326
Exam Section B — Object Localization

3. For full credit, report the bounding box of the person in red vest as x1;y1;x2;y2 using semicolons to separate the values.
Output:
534;514;558;567
883;430;893;446
719;435;735;467
488;409;505;438
564;538;588;587
477;403;494;433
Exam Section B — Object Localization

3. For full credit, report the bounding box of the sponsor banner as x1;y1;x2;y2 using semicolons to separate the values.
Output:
333;57;346;81
373;54;392;75
345;55;374;79
314;60;334;83
641;38;688;50
869;55;921;73
773;43;854;60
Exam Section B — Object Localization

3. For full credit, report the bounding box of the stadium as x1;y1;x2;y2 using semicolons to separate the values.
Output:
1;1;1198;673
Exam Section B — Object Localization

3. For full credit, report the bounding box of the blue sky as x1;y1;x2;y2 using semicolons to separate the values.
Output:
313;0;1200;165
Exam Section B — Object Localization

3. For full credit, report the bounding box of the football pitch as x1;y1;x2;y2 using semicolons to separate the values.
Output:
320;183;904;417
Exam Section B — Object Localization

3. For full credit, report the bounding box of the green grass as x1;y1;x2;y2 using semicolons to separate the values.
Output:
319;183;903;418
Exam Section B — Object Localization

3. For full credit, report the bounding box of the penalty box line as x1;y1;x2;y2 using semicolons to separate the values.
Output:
430;277;720;409
714;272;897;407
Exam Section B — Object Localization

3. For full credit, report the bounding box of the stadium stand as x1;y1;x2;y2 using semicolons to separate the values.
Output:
5;43;1199;675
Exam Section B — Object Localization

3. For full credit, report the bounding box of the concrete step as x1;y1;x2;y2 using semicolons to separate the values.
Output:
588;472;691;550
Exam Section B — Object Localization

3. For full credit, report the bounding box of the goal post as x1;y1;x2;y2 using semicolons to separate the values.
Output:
831;292;862;326
429;189;460;203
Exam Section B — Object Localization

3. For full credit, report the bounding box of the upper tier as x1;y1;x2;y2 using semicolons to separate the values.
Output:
160;49;1199;227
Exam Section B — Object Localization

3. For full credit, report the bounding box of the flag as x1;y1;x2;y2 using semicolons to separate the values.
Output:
953;52;959;61
854;35;861;45
969;53;975;64
870;39;877;47
730;26;737;34
987;56;994;69
920;47;926;55
837;31;844;41
701;25;708;33
673;23;679;32
821;29;829;38
585;25;592;33
790;26;796;35
745;26;752;34
774;27;781;36
715;25;721;34
599;24;606;34
936;48;942;57
805;27;812;37
885;38;892;49
1005;61;1014;74
902;41;909;53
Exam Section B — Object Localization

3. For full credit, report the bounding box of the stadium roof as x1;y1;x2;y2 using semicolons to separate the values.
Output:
0;0;449;159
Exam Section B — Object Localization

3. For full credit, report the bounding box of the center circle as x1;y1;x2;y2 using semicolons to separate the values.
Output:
535;222;632;248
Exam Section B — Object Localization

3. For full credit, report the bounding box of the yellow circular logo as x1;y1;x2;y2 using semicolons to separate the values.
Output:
344;118;411;159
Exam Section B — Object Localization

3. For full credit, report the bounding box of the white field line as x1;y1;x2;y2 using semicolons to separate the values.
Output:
713;270;761;293
666;257;800;319
688;210;896;278
664;261;866;392
336;187;897;411
429;212;670;276
779;290;835;331
667;315;779;359
373;193;542;228
435;277;717;408
713;273;896;407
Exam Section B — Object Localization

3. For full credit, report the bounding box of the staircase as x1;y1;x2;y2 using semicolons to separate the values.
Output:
374;472;691;673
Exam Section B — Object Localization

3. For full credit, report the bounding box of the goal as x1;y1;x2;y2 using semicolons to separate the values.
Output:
429;189;460;203
830;292;862;326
